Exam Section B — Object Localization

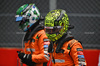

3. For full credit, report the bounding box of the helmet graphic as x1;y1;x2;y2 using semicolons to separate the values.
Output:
15;4;40;31
44;9;69;41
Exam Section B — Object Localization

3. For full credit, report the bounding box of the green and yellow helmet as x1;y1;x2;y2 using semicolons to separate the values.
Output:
44;9;69;41
15;4;40;32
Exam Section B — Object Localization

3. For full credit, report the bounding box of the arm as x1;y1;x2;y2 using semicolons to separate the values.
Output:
70;41;87;66
31;32;50;63
24;42;31;54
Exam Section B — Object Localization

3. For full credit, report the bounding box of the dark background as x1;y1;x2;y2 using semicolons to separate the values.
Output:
0;0;100;49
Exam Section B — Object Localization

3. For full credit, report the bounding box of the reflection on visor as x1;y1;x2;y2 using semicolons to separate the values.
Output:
16;17;23;22
15;15;29;22
44;26;63;34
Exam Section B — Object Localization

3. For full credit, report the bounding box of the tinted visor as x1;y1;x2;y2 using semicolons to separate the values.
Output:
44;26;63;34
18;17;29;30
19;17;28;26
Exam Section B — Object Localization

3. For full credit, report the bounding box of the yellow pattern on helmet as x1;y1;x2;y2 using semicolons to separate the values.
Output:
44;9;69;41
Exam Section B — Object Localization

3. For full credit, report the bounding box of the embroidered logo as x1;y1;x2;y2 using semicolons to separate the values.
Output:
36;35;39;39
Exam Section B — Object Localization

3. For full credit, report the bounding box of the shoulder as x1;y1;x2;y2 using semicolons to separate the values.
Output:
68;39;82;45
35;30;48;39
31;30;46;39
64;39;82;49
34;30;46;37
70;39;83;50
36;30;46;35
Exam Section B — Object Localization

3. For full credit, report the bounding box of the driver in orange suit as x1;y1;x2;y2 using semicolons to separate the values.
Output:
44;9;87;66
15;4;50;66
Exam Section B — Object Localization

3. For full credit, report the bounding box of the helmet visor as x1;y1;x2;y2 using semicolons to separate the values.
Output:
16;16;23;21
18;17;29;30
44;26;63;34
15;15;28;22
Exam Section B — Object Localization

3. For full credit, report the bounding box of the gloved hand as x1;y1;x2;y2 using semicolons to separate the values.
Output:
17;51;36;66
17;51;25;59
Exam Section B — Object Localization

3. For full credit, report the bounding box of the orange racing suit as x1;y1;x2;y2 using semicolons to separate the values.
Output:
24;30;50;66
49;39;87;66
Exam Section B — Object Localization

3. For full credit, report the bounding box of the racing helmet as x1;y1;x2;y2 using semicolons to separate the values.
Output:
44;9;69;41
15;4;40;32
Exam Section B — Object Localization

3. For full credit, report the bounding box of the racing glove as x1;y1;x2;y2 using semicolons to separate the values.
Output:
17;51;36;66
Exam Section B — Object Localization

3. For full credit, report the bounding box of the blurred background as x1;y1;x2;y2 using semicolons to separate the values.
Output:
0;0;99;49
0;0;100;66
